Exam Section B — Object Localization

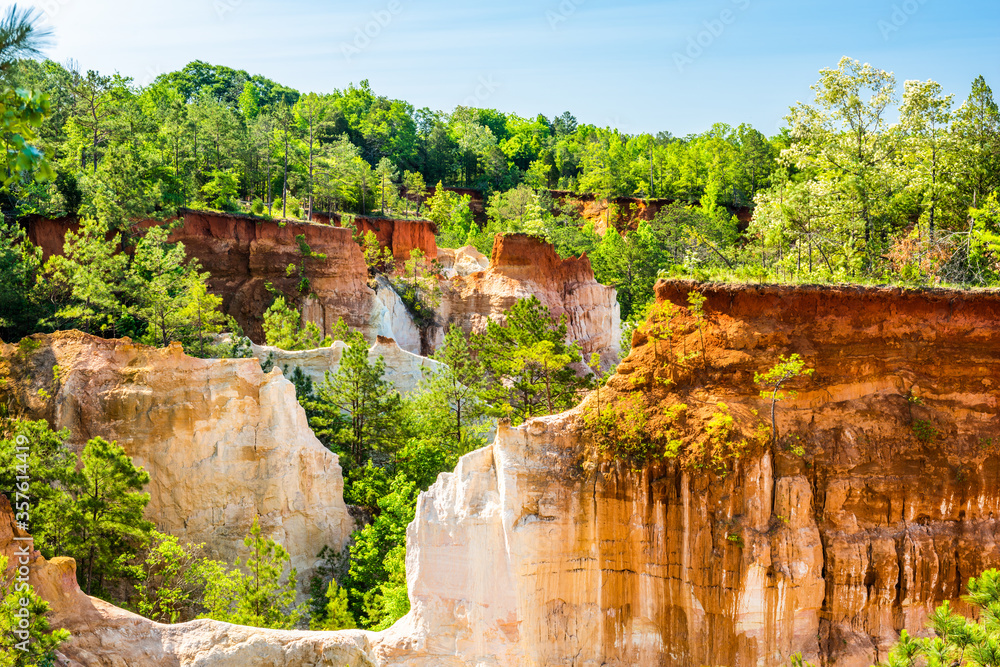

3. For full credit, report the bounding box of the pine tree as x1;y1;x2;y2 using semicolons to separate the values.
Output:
200;517;303;629
56;437;154;597
307;342;403;467
476;296;587;423
262;295;331;350
414;324;490;446
309;579;356;630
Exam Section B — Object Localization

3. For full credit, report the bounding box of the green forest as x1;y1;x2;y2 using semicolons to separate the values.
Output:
1;3;1000;661
0;51;998;339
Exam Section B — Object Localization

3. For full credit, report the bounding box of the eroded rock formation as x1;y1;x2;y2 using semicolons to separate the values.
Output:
0;332;353;587
550;192;754;233
165;210;375;343
376;280;1000;667
23;216;620;364
251;335;442;396
368;275;422;354
0;495;378;667
437;233;621;367
436;245;489;278
9;273;997;667
24;212;377;344
349;216;438;262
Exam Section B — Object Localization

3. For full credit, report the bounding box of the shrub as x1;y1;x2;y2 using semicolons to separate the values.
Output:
912;419;937;444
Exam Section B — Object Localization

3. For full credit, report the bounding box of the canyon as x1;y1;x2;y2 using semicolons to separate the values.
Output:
23;211;621;363
5;280;999;666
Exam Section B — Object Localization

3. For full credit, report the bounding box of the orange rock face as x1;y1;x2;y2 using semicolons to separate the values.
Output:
379;279;1000;667
644;280;1000;664
349;216;438;262
164;210;374;342
23;214;80;258
437;233;621;366
24;211;376;344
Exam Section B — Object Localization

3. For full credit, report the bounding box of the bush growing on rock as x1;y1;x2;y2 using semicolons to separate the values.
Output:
130;532;222;624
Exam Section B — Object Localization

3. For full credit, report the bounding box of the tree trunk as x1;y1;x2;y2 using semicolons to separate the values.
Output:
282;126;289;219
308;117;314;221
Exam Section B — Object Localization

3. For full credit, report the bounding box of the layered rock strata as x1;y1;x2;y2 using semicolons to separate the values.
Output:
23;217;619;365
24;211;377;344
375;280;1000;667
0;332;353;587
165;210;375;343
437;233;621;367
348;216;438;262
9;279;995;667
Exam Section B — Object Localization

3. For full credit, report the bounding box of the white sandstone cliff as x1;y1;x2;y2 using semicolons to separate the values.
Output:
3;332;354;587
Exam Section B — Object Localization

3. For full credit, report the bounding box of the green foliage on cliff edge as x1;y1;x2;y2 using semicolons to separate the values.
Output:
583;290;770;473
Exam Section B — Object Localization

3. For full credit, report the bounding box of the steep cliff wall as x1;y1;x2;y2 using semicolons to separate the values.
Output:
24;211;377;344
376;280;1000;667
0;332;354;589
23;217;618;363
350;216;438;262
165;210;375;342
437;233;621;367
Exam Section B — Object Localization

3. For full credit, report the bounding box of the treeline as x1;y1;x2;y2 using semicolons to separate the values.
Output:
4;54;996;332
439;59;1000;326
2;57;780;224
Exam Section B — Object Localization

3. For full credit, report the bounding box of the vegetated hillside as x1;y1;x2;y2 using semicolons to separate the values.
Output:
381;279;1000;667
3;56;996;332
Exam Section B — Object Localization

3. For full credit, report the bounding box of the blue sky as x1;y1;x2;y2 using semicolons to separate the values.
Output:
25;0;1000;137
